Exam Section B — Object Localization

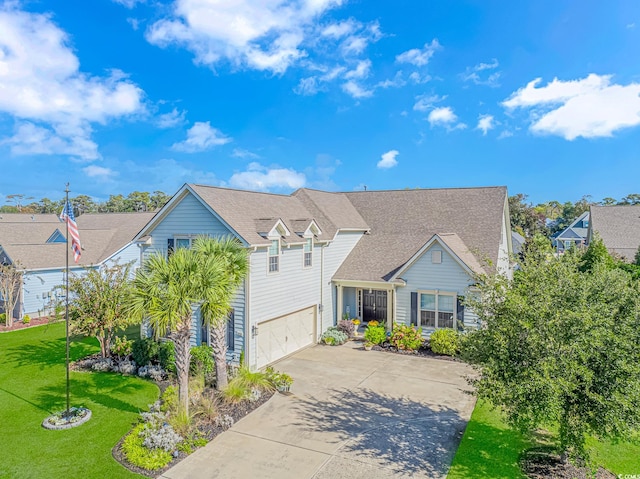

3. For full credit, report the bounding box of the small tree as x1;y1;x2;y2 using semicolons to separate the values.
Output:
63;262;136;358
0;262;22;327
464;245;640;463
635;243;640;266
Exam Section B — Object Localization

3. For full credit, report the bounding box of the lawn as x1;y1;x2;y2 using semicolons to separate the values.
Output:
0;323;159;479
448;400;640;478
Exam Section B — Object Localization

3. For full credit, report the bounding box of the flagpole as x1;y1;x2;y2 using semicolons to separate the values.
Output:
64;183;70;417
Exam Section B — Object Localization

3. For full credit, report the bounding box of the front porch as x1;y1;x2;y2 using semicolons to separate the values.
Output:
335;281;397;331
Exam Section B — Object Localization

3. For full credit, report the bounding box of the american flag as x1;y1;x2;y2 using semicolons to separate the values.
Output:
59;201;82;263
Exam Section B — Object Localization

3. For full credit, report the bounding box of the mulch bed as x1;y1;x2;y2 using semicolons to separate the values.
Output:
521;448;616;479
0;316;59;332
368;341;459;362
113;388;276;478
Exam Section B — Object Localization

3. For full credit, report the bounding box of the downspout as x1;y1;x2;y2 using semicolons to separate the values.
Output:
319;243;325;338
245;252;251;369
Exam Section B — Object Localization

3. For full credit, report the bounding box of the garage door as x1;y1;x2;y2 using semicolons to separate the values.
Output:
256;306;316;368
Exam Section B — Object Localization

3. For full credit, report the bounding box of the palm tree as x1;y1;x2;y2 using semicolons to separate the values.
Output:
128;247;230;414
193;236;248;390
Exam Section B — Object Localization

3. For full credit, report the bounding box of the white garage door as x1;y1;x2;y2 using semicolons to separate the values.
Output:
256;306;316;368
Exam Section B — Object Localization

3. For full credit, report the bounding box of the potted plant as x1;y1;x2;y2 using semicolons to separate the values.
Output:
275;373;293;393
364;341;374;351
352;318;361;336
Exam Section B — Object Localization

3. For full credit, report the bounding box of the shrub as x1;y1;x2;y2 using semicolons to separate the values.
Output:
232;365;274;392
168;409;193;438
142;423;183;452
337;319;355;337
320;327;348;346
193;392;218;423
190;344;214;377
222;381;250;403
22;314;31;324
92;358;114;372
364;325;386;345
389;323;423;351
368;320;379;327
429;329;459;356
214;414;234;430
138;365;166;381
132;338;160;367
0;313;6;324
177;435;207;454
115;359;137;375
122;424;173;471
112;335;133;359
265;367;294;390
158;340;176;374
160;385;178;413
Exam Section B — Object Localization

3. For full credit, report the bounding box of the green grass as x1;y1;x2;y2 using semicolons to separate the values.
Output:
0;323;159;479
447;400;533;479
448;400;640;478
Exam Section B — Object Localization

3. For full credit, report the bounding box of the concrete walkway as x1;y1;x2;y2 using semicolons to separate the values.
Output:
160;342;476;479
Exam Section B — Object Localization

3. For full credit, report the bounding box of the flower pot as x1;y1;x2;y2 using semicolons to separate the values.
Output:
277;384;291;393
364;344;373;351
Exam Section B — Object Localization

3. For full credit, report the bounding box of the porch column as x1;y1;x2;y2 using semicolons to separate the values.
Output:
336;284;343;324
388;288;394;333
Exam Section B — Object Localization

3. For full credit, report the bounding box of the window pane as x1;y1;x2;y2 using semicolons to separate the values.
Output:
438;312;454;329
176;238;190;249
420;293;435;310
269;256;279;272
304;238;312;252
304;252;312;267
269;240;279;256
420;310;435;328
439;295;454;312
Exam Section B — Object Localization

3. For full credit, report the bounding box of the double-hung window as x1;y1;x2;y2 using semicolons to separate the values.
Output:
268;239;280;273
419;291;456;329
303;238;313;267
168;236;192;257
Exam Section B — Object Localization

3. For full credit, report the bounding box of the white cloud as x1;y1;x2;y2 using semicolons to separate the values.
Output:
156;108;187;128
428;107;466;130
146;0;347;74
502;73;640;140
232;148;260;159
413;94;446;112
229;162;306;191
377;149;399;169
83;165;117;179
376;71;406;89
172;121;231;152
342;80;373;98
461;59;501;87
627;22;636;29
497;130;513;140
396;39;441;66
127;17;140;31
409;72;431;84
344;59;371;80
112;0;144;8
0;7;144;160
321;19;358;39
340;22;382;56
476;114;495;135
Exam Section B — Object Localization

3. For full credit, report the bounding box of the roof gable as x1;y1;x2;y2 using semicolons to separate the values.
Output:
46;229;66;243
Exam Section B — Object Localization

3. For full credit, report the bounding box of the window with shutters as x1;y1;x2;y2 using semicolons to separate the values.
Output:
227;309;235;351
303;238;313;268
419;291;456;329
268;239;280;273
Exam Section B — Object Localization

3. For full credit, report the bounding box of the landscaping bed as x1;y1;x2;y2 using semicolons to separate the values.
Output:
521;448;616;479
0;315;58;332
369;341;459;361
113;388;275;478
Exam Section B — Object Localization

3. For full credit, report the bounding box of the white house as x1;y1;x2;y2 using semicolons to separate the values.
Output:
134;184;512;370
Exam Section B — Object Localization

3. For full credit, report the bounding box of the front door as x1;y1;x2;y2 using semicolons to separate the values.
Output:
362;290;387;322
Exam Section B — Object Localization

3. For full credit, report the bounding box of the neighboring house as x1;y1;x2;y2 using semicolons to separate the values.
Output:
552;211;590;252
134;184;512;370
511;231;525;256
588;205;640;262
0;212;155;319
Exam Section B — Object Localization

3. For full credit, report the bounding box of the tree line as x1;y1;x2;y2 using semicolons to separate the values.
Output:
509;193;640;238
1;191;171;215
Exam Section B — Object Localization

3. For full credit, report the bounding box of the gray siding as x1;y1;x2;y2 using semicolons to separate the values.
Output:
22;268;73;317
321;231;364;331
143;191;245;359
396;242;478;329
104;242;142;270
248;242;322;367
144;192;235;260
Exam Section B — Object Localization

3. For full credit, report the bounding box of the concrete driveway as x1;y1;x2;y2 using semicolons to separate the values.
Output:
160;342;476;479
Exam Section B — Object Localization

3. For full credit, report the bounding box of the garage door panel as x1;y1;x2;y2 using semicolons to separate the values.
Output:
257;306;316;368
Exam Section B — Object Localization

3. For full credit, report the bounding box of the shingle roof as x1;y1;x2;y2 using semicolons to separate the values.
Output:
188;184;368;245
333;187;507;282
0;212;155;269
590;205;640;262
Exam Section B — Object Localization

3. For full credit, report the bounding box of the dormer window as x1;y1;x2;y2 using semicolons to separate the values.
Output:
269;239;280;273
303;238;313;267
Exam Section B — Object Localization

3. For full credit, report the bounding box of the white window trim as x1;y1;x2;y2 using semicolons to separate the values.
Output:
268;239;280;274
174;235;194;249
418;290;457;329
303;238;313;268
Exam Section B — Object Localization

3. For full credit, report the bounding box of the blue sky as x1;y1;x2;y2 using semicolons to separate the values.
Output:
0;0;639;205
